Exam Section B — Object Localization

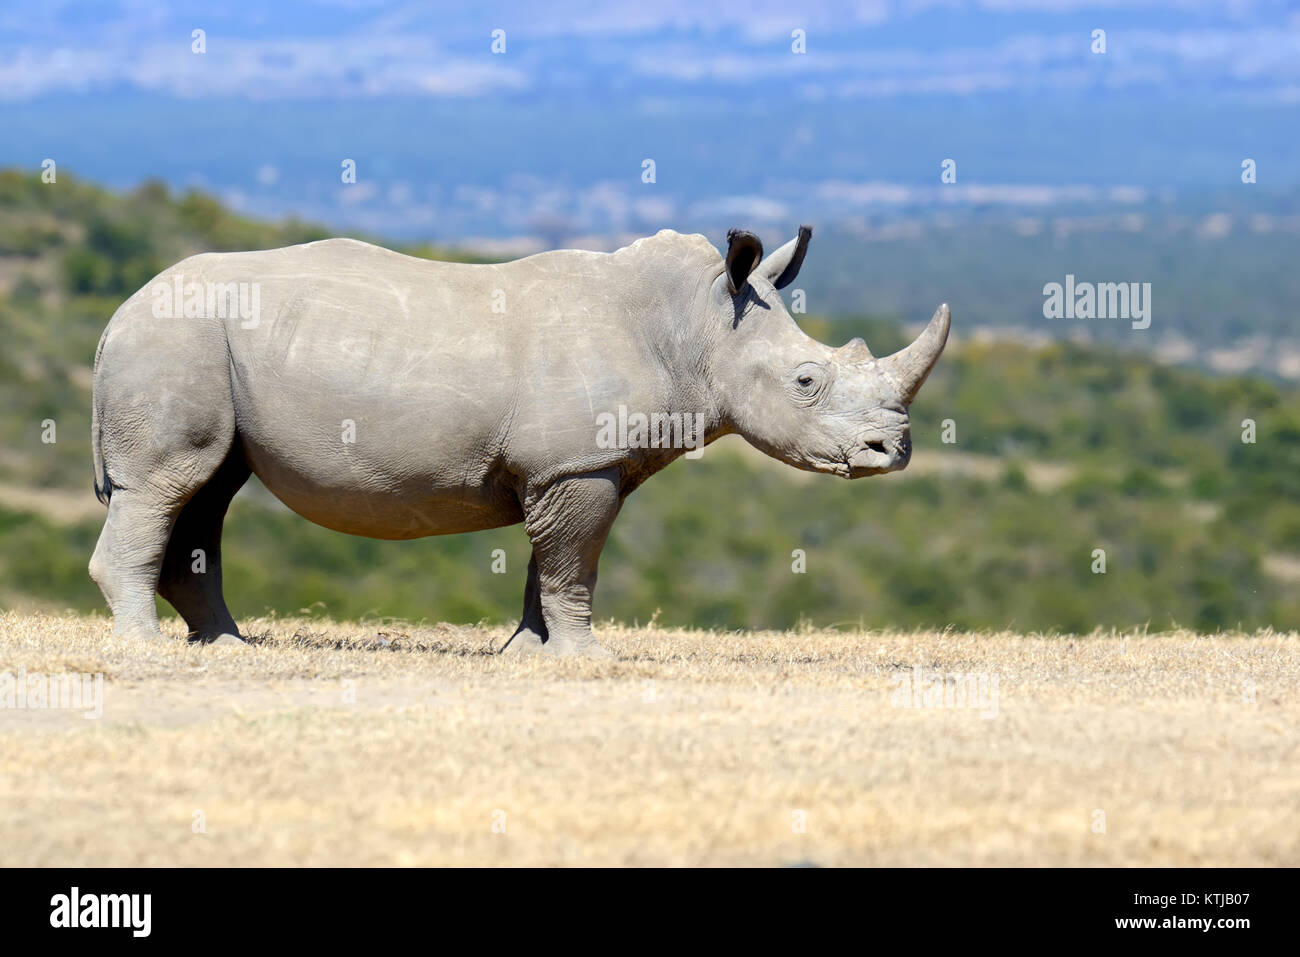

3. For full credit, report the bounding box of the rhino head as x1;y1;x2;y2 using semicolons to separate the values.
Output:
707;226;950;478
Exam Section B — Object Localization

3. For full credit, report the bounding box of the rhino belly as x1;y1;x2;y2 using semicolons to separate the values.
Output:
228;361;523;540
236;422;523;539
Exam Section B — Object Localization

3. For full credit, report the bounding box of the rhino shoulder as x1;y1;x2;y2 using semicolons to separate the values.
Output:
290;236;384;255
278;236;421;265
616;229;719;263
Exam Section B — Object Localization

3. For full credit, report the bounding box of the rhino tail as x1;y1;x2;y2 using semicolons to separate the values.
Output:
91;327;112;506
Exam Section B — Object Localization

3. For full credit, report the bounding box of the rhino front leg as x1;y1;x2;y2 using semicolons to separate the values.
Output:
501;468;622;658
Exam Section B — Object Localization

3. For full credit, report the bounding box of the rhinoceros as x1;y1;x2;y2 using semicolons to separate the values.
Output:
89;226;949;655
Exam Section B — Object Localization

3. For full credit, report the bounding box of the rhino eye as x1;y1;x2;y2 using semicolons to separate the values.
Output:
791;363;824;398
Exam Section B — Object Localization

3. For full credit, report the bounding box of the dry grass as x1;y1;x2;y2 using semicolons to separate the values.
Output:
1;612;1296;866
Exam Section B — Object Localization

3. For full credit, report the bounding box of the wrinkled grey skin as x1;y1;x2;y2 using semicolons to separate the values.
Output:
89;227;950;656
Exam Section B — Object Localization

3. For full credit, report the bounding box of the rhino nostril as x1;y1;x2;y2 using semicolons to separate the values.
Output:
865;441;889;456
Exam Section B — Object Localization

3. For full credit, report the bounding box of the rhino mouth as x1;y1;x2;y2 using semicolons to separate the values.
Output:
845;436;910;478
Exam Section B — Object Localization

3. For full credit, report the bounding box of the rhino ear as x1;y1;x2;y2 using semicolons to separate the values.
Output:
757;224;812;290
724;229;764;295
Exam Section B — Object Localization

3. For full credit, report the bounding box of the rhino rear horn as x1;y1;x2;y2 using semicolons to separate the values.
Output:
834;337;873;362
724;229;764;295
880;303;951;403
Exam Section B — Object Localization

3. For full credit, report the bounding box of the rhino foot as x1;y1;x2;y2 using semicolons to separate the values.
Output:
114;624;165;642
192;632;246;648
498;631;613;658
499;629;546;656
539;636;615;659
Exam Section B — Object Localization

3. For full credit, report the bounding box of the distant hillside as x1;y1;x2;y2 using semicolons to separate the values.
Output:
1;171;1297;632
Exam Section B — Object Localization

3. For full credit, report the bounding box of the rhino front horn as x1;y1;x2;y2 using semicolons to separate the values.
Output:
880;303;951;404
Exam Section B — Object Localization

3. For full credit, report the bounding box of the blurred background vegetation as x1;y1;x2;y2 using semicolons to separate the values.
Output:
1;169;1297;633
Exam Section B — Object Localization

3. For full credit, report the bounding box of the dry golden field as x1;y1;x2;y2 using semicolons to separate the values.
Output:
0;612;1296;866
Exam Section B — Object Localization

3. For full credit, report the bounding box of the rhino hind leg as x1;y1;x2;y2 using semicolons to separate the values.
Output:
89;489;183;640
91;454;241;642
156;450;251;644
499;469;622;658
90;316;239;641
499;553;546;654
